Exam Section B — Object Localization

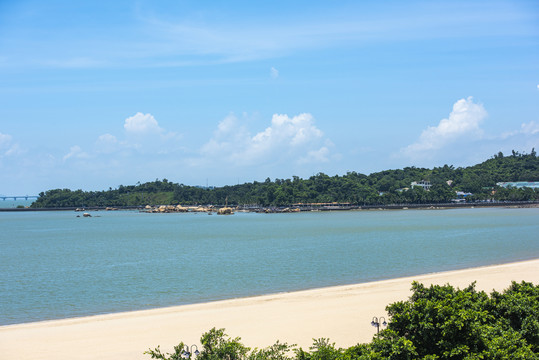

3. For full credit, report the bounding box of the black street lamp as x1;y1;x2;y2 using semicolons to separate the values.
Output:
371;316;387;334
181;345;200;359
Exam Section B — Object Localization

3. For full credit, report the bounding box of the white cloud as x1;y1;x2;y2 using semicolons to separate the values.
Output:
270;67;279;79
253;113;323;146
401;97;487;158
199;113;330;166
0;132;22;157
124;112;163;134
521;121;539;135
120;112;182;153
94;133;119;153
216;113;246;136
483;120;539;163
63;145;89;161
0;132;13;148
299;146;330;164
4;143;22;157
97;133;118;143
500;120;539;139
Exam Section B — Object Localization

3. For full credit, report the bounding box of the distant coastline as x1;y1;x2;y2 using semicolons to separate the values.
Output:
28;152;539;209
2;200;538;212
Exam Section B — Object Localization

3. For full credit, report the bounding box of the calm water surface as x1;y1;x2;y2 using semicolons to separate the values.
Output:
0;198;34;209
1;207;538;325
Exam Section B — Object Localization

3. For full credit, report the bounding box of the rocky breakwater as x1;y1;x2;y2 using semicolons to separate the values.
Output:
143;204;190;213
142;205;216;213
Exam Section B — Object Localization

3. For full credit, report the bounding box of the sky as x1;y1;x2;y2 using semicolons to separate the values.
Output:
0;0;538;195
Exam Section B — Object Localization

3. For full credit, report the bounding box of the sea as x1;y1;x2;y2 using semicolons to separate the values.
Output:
0;198;34;209
1;206;538;326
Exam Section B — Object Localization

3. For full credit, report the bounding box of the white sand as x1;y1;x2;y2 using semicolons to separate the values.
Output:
1;259;538;360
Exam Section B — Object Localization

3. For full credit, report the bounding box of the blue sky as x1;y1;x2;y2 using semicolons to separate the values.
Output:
1;0;538;195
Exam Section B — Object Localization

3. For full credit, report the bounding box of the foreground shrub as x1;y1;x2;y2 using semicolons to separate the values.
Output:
146;281;539;359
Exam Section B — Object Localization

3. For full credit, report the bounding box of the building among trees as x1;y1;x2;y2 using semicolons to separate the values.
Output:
496;181;539;189
411;180;432;191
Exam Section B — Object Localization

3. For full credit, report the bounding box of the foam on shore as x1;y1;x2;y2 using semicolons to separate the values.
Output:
1;259;538;360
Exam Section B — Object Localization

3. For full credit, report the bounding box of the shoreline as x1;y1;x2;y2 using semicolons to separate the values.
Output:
2;256;537;328
1;200;539;212
1;259;538;360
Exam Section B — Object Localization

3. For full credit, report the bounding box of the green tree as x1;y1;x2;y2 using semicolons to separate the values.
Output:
380;281;538;359
145;342;187;360
198;328;250;360
248;341;294;360
32;149;539;208
146;281;538;360
295;338;344;360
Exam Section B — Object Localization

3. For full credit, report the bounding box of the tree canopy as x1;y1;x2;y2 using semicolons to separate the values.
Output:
32;150;539;208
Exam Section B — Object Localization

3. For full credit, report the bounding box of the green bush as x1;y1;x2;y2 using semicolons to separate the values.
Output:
146;281;539;359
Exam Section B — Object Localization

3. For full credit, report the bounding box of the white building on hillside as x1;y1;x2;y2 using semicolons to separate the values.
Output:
411;180;432;191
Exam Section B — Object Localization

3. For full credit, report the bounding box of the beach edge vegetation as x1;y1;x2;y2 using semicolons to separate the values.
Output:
145;281;539;360
32;150;539;208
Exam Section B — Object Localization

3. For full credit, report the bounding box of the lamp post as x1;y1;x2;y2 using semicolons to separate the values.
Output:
181;345;200;359
371;316;387;334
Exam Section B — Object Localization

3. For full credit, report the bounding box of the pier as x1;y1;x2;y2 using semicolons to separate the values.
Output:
0;195;39;201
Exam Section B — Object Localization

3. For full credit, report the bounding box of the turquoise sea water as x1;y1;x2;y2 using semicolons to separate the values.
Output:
1;207;538;325
0;198;34;209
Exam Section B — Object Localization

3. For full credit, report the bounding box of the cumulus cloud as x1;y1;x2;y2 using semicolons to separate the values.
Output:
253;113;323;147
124;112;163;134
201;114;249;156
401;97;487;158
199;113;331;166
114;112;182;154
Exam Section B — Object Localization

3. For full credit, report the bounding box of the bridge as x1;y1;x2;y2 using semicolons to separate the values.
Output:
0;195;39;201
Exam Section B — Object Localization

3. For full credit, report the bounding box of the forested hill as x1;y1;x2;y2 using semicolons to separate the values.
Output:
32;150;539;208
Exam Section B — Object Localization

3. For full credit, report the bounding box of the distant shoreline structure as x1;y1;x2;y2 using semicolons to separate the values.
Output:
2;200;538;212
0;195;39;201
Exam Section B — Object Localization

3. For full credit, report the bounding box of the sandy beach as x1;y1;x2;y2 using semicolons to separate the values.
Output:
1;259;538;360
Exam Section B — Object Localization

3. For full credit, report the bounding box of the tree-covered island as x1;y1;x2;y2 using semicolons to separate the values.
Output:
32;150;539;208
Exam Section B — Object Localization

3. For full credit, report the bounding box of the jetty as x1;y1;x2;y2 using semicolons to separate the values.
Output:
0;195;39;201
